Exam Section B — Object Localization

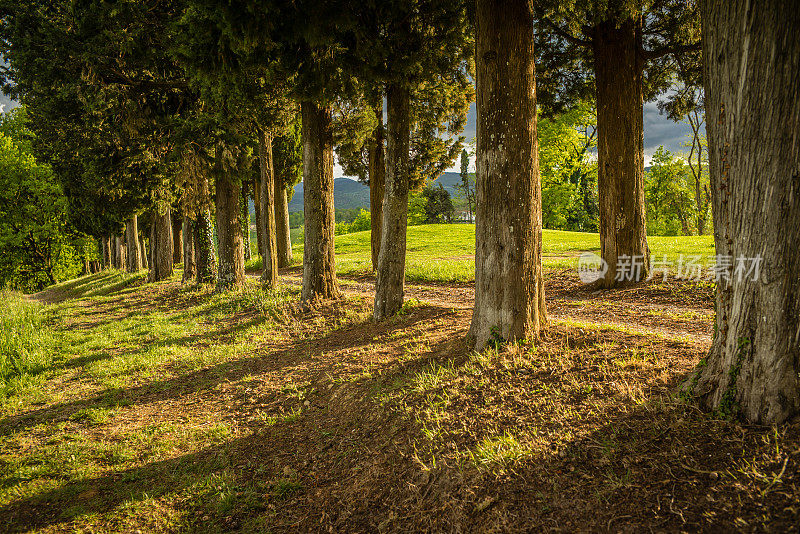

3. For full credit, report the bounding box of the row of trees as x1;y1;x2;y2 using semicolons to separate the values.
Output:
2;0;797;423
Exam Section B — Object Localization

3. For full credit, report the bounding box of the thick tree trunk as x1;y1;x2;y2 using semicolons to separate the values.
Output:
373;85;410;319
368;97;386;272
469;0;547;350
172;216;183;265
593;17;650;287
275;181;293;268
102;236;111;270
194;210;217;284
259;131;279;288
240;180;252;261
254;177;264;259
148;208;173;282
114;234;126;270
140;232;148;270
182;215;196;283
301;101;339;302
215;171;245;291
125;215;142;273
687;0;800;424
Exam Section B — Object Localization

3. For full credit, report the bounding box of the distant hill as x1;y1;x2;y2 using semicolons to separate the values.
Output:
288;172;469;213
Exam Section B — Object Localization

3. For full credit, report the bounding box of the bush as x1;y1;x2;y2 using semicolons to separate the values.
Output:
0;291;55;395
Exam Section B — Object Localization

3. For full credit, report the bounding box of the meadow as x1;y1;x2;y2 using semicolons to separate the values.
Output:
249;224;716;283
0;226;795;533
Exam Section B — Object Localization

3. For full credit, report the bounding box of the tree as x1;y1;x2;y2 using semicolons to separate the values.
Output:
469;0;547;350
684;0;800;424
273;116;302;268
534;0;701;286
456;148;475;221
422;184;455;223
644;147;694;236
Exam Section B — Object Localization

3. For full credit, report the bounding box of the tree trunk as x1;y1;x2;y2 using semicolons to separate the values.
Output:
102;236;111;270
469;0;547;350
593;17;650;287
686;0;800;424
114;234;126;270
172;216;183;265
140;232;148;270
373;84;410;319
368;97;386;272
240;180;252;261
259;131;278;288
125;215;142;272
182;215;196;283
148;208;173;282
194;210;217;284
254;177;264;259
301;101;340;302
275;180;293;268
215;171;245;291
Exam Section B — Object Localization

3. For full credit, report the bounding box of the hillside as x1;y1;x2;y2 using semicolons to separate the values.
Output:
287;172;470;213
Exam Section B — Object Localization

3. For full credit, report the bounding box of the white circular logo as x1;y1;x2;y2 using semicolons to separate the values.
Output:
577;252;608;284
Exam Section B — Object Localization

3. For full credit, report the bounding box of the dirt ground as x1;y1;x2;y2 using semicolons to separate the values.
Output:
3;270;798;533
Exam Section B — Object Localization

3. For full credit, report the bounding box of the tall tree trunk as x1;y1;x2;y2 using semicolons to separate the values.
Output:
254;177;264;259
373;85;410;319
368;97;386;272
687;0;800;424
259;131;278;288
215;171;245;291
148;208;173;282
593;17;650;287
469;0;547;350
240;180;252;261
125;215;142;273
275;180;293;268
102;236;111;270
182;215;196;283
140;232;148;270
172;216;183;265
301;101;339;302
194;210;217;284
114;234;126;270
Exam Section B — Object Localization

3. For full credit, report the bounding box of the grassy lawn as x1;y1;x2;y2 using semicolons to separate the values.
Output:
283;224;716;283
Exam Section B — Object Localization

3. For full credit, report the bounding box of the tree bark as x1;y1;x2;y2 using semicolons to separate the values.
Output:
469;0;547;350
194;209;217;284
148;208;173;282
275;180;293;268
368;97;386;272
301;100;340;302
140;232;148;270
215;170;245;291
687;0;800;424
114;234;126;270
125;215;142;273
373;84;410;319
593;16;650;287
259;131;279;288
102;236;111;270
240;180;252;261
172;216;183;265
182;215;196;283
254;177;264;259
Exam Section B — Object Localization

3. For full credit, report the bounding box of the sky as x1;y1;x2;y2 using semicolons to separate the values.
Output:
334;99;693;178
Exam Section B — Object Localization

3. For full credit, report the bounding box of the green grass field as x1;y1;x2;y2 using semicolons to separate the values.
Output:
283;224;716;283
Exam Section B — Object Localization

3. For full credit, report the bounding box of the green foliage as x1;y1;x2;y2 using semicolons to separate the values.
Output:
407;194;429;226
335;209;372;236
538;103;598;232
422;184;455;223
0;109;87;291
0;291;55;396
645;146;696;236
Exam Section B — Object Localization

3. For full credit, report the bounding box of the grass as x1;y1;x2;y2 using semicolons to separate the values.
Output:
0;291;56;396
285;224;716;283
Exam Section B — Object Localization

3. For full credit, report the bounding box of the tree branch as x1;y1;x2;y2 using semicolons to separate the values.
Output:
536;15;592;48
642;41;701;60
